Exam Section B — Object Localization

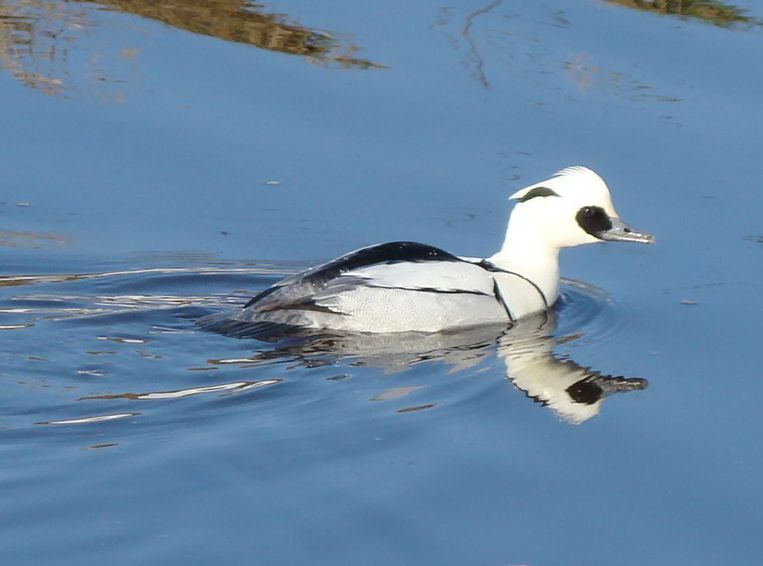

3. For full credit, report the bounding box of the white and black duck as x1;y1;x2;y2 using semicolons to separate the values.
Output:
230;166;654;334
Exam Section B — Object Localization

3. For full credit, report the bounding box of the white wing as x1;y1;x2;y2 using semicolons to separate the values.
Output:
235;242;539;332
341;261;496;294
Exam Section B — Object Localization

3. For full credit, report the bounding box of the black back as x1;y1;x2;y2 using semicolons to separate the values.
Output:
244;241;464;308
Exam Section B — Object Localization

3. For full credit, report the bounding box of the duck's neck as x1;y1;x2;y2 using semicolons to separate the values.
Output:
488;233;561;308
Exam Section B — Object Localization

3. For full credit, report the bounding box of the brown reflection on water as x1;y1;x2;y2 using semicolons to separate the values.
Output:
0;229;71;249
605;0;760;27
0;1;90;95
93;0;382;68
0;0;382;97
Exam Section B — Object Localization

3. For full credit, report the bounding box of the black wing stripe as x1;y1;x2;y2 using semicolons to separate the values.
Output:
243;285;281;309
254;297;347;315
363;284;490;296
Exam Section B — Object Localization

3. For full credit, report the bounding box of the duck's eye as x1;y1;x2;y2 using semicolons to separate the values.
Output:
576;205;612;236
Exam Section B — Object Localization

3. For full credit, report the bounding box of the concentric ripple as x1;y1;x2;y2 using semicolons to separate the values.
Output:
555;277;628;347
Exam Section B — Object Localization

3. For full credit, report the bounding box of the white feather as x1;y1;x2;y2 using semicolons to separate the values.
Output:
348;261;495;294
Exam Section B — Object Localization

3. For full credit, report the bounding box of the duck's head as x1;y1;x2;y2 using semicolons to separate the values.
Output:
506;166;655;250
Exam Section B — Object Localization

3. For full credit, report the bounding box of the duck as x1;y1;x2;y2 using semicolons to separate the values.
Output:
235;166;654;334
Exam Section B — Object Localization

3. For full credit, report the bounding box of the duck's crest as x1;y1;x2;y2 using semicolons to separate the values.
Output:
510;165;597;201
554;165;596;178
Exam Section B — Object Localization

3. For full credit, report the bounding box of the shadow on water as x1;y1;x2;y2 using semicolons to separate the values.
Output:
0;0;382;96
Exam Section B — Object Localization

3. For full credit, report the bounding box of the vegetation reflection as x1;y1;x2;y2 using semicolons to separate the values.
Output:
605;0;761;27
0;0;381;96
92;0;382;68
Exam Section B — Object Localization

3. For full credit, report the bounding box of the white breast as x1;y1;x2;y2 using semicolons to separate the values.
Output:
492;271;549;320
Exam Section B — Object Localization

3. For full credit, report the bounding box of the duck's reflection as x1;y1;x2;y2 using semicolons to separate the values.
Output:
495;313;646;424
203;310;647;424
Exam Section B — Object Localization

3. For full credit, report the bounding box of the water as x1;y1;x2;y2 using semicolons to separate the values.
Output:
2;1;763;564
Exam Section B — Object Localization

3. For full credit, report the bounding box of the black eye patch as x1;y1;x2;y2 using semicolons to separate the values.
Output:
576;206;612;236
518;186;560;203
566;379;604;405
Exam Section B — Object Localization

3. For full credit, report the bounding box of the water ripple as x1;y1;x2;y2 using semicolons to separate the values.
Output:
80;379;281;401
0;262;646;431
555;277;626;346
36;412;141;426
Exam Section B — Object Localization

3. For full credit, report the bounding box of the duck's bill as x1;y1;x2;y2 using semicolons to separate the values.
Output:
598;217;655;244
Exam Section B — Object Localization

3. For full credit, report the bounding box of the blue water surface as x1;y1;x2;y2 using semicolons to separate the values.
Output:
1;1;763;564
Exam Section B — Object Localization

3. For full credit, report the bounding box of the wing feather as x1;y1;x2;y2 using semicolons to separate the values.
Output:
243;242;494;317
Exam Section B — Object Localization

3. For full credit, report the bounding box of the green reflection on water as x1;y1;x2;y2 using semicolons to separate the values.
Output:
606;0;761;27
0;0;382;96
